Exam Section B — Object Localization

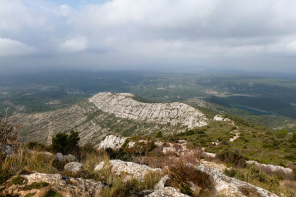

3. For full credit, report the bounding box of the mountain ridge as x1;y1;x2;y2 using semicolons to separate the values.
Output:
11;92;208;146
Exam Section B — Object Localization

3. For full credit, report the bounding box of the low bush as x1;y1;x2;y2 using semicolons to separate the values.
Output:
217;149;246;168
166;162;214;196
26;142;51;152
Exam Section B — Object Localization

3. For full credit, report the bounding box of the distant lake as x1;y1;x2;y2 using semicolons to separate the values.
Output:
231;104;276;116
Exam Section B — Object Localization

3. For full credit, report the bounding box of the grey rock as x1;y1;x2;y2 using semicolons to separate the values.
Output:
64;162;84;174
54;153;77;163
17;172;104;197
54;152;64;162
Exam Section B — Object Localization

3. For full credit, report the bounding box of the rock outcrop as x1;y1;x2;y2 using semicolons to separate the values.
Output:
2;173;103;197
197;165;278;197
147;175;190;197
95;160;162;181
247;160;293;176
89;92;208;129
98;135;135;149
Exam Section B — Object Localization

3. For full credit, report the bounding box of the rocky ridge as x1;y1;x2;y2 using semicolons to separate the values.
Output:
11;92;208;146
89;92;208;129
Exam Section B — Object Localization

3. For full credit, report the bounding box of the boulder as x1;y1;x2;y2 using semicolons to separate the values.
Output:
54;153;77;163
94;159;161;180
64;162;84;174
54;152;64;162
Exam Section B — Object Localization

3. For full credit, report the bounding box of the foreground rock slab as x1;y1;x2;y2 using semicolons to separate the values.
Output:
2;172;103;197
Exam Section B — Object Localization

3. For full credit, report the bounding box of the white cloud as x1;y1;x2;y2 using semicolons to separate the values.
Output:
59;36;89;53
1;0;296;72
0;38;38;56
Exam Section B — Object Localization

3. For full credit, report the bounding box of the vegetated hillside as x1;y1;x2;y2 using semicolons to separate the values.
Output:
10;92;207;146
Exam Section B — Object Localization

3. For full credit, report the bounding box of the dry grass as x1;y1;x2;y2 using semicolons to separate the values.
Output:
0;149;57;184
166;161;215;196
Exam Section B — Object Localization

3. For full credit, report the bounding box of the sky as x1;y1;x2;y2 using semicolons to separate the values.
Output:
1;0;296;73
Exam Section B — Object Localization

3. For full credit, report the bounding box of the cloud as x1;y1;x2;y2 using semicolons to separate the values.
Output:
59;36;89;53
1;0;296;72
0;38;38;56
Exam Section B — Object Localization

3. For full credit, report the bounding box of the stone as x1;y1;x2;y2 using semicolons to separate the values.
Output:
94;161;105;172
54;153;77;163
64;162;84;174
154;175;170;190
64;154;77;162
146;187;190;197
246;160;292;175
197;165;278;197
54;153;64;162
98;135;128;149
1;172;104;197
95;160;161;180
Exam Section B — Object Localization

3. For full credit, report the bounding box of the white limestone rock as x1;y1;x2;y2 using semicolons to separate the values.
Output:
17;172;104;197
94;160;161;180
203;152;216;158
247;160;292;174
94;161;105;172
146;187;190;197
197;165;278;197
89;92;208;129
98;135;128;149
64;162;84;174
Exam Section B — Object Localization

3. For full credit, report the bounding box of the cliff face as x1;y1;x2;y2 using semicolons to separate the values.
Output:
10;92;208;146
89;92;207;129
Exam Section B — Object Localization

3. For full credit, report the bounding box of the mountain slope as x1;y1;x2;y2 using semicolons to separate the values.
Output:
10;92;208;146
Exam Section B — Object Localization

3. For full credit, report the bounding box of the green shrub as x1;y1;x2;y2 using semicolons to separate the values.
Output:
154;131;163;138
25;192;36;197
217;149;246;168
24;182;49;190
45;190;62;197
26;142;49;151
52;130;80;154
11;176;27;185
224;169;237;177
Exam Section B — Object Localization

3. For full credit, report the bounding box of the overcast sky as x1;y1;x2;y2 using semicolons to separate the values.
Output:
1;0;296;73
